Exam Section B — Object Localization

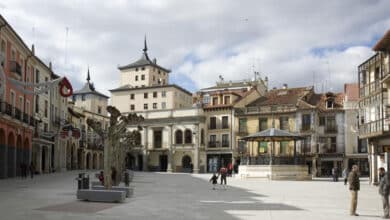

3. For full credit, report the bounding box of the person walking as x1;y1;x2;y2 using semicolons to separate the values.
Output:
379;167;390;218
348;165;360;216
29;162;35;179
209;173;218;190
342;167;349;185
227;162;233;177
332;167;339;182
220;166;227;189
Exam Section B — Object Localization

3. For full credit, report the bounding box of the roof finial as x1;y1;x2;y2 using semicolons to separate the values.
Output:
87;67;91;82
143;35;148;53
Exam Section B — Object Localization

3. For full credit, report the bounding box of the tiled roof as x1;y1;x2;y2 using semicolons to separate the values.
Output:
247;86;313;106
373;30;390;51
344;83;359;101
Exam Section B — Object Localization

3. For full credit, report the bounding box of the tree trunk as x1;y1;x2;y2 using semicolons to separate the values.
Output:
104;139;112;189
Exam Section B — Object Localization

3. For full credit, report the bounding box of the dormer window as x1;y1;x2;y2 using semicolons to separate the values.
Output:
135;68;139;71
326;100;334;109
141;67;145;71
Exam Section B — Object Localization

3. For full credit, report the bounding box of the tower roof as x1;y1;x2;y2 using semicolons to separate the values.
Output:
118;36;171;73
73;69;109;99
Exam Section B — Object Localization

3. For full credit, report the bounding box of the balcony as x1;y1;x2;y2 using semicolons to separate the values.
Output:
208;124;229;130
208;141;220;148
301;124;311;132
14;108;21;120
221;141;229;147
9;61;22;76
0;101;33;126
23;113;29;124
325;127;337;133
359;120;383;137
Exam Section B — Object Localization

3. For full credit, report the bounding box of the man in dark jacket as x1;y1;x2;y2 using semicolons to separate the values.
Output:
348;165;360;216
379;167;390;218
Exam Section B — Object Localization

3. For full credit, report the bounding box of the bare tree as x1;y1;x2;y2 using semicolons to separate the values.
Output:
87;106;143;189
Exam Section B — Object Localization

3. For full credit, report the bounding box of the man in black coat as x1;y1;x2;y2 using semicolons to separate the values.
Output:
379;167;390;219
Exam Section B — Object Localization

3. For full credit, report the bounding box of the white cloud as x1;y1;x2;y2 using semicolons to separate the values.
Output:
1;0;389;95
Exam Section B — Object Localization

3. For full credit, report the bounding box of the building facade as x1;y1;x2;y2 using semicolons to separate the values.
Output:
0;15;35;178
358;30;390;184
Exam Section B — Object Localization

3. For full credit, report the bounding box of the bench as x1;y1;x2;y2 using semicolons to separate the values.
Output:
91;185;133;198
76;189;126;203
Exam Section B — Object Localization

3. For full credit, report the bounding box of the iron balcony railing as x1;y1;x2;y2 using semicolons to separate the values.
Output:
241;155;306;165
0;101;33;126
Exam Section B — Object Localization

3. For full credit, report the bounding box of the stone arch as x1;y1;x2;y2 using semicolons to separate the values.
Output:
182;155;192;172
7;132;15;177
184;129;192;144
16;135;22;176
175;130;183;144
86;152;91;169
0;129;6;178
92;153;97;169
99;153;104;169
23;138;30;165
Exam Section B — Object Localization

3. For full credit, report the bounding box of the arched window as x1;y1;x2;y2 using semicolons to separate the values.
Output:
200;129;204;145
184;129;192;144
175;130;183;144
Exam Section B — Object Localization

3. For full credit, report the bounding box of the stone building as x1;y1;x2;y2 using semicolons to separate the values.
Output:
110;38;192;113
193;78;267;173
234;85;348;177
358;29;390;184
70;70;109;170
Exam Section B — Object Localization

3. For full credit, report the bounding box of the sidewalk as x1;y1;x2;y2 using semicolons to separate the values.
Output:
192;174;382;220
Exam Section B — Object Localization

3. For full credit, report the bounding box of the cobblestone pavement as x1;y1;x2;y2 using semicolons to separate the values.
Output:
0;171;383;220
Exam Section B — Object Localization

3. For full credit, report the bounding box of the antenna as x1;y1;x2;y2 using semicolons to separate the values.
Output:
65;27;69;66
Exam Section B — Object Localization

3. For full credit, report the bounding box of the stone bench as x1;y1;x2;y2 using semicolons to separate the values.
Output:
77;189;126;203
91;185;133;198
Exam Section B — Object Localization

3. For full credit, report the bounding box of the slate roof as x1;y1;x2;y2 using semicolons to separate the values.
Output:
73;81;109;99
118;38;171;73
241;128;303;142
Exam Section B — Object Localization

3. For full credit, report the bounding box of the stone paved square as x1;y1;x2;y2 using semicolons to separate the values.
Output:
0;171;383;220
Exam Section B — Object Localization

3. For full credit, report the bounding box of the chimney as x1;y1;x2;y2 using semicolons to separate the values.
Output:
31;44;35;55
49;61;52;70
153;58;157;64
282;83;288;89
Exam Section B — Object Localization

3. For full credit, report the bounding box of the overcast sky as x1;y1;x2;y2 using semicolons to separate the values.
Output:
1;0;389;96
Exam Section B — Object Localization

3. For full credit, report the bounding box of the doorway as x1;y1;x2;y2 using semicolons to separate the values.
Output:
41;147;46;173
159;155;168;172
138;154;143;171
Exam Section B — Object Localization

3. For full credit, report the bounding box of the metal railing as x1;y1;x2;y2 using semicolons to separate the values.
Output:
0;101;33;126
241;155;306;165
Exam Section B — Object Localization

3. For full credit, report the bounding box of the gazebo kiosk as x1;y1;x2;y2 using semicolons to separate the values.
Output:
239;128;311;180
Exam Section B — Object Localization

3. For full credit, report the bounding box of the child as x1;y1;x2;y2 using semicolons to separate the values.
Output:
210;173;218;190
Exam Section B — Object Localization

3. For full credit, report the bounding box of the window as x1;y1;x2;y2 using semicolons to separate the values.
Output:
35;95;39;113
326;100;333;109
224;96;230;105
26;101;30;116
162;79;166;85
209;135;217;147
44;123;48;132
222;116;229;129
161;102;166;109
144;93;148;98
153;130;162;148
81;95;85;101
375;67;380;80
184;129;192;144
130;104;135;110
153;91;157;98
358;139;367;153
135;68;138;72
144;104;148;110
302;114;311;131
209;117;217;129
97;106;102;114
141;67;145;71
326;116;336;133
72;95;76;102
203;95;210;105
130;94;134;99
153;76;155;81
19;96;23;112
141;74;145;80
135;75;139;81
258;142;268;153
279;117;289;130
259;118;267;131
162;91;166;97
35;69;40;83
200;129;204;145
44;100;48;117
10;91;15;107
239;118;247;133
175;130;183;144
158;70;161;74
45;77;49;94
319;116;325;126
329;137;337;153
280;142;289;155
222;134;229;147
153;103;157;109
212;97;218;105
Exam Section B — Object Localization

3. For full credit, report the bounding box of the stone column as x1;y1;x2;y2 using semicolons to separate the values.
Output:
371;143;378;184
193;124;200;173
167;125;173;172
143;126;148;171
